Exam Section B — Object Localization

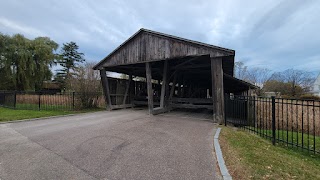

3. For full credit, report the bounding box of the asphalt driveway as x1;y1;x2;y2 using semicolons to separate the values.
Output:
0;109;219;180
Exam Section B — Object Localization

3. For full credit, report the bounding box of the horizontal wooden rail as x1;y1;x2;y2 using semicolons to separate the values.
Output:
171;98;213;104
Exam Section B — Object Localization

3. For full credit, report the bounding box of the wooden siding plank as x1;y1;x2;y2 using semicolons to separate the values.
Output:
100;32;231;69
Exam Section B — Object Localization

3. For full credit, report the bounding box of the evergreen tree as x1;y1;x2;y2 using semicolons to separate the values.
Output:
56;41;85;89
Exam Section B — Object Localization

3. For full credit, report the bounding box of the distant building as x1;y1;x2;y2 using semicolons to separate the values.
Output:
312;73;320;96
41;81;62;94
264;92;281;98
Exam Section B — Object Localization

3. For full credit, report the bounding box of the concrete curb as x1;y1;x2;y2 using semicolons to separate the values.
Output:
0;111;104;124
214;128;232;180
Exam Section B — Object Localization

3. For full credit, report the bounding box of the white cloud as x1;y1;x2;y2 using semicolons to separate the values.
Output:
0;0;319;73
0;17;45;37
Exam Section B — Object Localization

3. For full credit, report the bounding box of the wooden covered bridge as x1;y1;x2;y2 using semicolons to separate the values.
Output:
93;29;255;123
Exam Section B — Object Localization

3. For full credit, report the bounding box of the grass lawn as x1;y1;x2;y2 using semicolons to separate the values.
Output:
0;107;104;122
245;127;320;153
15;103;72;111
219;126;320;180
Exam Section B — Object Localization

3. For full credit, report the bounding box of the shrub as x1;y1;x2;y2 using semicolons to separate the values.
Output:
299;94;320;100
281;94;291;99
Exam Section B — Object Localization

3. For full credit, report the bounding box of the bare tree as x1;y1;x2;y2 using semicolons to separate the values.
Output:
246;67;271;87
68;62;101;91
235;61;271;88
68;62;102;108
267;69;315;97
234;61;248;80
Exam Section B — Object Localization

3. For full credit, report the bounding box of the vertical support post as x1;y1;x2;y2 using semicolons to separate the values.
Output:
145;62;154;114
131;76;135;104
38;92;41;111
224;94;227;126
272;96;276;145
247;94;250;126
116;80;119;105
160;60;168;108
211;57;224;124
165;77;170;107
13;91;17;109
100;69;112;110
72;92;75;110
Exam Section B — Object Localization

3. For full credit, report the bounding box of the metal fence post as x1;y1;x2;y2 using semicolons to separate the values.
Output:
13;91;17;109
72;92;75;110
271;96;276;145
38;92;41;111
224;95;227;126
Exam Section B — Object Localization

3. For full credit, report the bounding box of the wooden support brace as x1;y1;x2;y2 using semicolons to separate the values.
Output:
110;104;134;110
172;56;201;69
152;107;168;115
100;69;112;110
160;60;168;108
122;74;132;105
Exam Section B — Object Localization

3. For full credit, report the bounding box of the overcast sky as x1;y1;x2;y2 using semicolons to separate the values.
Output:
1;0;319;73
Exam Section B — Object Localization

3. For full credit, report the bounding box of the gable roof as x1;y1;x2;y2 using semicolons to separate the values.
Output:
93;28;235;70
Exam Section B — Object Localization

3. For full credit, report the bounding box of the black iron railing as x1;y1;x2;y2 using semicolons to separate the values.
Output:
225;95;320;154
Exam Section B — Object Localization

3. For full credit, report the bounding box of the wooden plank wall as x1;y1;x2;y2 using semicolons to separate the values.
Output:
101;32;230;67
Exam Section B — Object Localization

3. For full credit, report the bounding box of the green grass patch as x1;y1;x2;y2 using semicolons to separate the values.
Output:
219;126;320;180
15;103;72;111
0;107;104;122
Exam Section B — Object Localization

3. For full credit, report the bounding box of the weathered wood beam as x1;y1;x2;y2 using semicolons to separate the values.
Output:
100;69;112;110
160;60;168;108
110;104;134;110
133;100;160;106
152;107;168;115
113;66;162;74
175;64;210;70
171;98;213;104
172;56;201;69
117;66;161;71
122;74;132;105
171;103;213;110
145;62;154;114
211;57;224;124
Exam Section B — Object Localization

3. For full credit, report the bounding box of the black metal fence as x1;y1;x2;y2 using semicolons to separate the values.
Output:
0;91;106;111
225;95;320;154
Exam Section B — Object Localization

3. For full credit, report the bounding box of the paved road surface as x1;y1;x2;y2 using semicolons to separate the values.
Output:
0;110;219;180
